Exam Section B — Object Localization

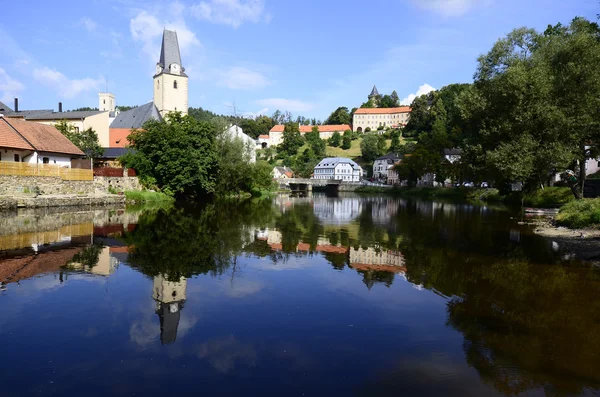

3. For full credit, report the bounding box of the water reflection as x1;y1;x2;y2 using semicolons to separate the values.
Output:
0;196;599;396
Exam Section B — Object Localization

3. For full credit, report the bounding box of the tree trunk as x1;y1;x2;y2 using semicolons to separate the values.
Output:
579;150;587;197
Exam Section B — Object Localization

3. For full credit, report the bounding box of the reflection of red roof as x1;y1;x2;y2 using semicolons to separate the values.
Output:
109;246;129;253
350;263;407;273
0;247;84;284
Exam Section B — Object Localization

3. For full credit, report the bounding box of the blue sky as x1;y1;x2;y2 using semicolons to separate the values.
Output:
0;0;597;120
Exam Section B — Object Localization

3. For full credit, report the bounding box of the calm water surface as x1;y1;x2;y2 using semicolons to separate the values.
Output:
1;196;599;397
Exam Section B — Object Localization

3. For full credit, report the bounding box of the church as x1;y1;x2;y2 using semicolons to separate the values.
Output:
105;29;188;149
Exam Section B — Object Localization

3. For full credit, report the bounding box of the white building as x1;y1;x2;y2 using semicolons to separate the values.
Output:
273;166;293;179
443;148;462;163
221;124;256;163
373;153;401;182
313;157;363;182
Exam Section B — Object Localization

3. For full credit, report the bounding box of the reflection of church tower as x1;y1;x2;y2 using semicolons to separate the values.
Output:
153;274;187;345
153;29;189;117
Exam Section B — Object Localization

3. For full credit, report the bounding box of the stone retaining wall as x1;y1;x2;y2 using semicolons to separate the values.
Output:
0;175;142;196
0;195;126;211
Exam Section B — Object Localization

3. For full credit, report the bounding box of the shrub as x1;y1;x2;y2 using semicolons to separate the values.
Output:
556;198;600;228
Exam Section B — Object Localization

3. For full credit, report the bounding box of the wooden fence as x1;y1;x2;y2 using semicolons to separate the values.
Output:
0;161;93;181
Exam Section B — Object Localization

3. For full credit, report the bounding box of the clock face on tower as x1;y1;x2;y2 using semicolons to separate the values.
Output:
170;63;179;74
156;64;162;75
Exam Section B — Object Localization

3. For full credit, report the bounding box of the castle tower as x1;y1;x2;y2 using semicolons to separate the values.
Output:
368;85;380;107
99;92;115;112
153;29;188;118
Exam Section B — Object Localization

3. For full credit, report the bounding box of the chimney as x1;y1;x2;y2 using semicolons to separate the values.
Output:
14;98;18;112
58;102;63;112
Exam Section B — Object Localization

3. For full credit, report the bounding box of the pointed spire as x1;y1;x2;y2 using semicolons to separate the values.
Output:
157;29;186;76
369;85;380;98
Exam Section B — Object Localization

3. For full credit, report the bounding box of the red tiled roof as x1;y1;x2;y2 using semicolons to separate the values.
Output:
258;134;269;139
1;117;84;155
0;117;34;150
354;107;411;115
269;125;351;134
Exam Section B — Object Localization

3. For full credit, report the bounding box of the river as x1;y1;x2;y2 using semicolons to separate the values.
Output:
0;195;599;396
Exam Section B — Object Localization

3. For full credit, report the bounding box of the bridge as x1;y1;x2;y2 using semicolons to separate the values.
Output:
275;178;352;192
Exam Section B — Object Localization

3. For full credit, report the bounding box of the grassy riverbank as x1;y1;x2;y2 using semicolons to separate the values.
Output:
124;190;175;205
354;186;574;207
556;198;600;228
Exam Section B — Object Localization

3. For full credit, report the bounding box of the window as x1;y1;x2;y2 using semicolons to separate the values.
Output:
74;127;80;133
43;157;49;164
14;154;19;162
103;99;106;104
174;80;178;89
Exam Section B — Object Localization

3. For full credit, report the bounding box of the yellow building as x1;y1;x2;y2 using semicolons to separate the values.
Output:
352;107;411;132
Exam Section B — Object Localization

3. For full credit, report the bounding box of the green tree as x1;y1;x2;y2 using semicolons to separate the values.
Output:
328;131;342;147
120;113;218;197
342;130;352;150
390;90;400;107
55;119;103;159
377;135;387;155
360;134;380;163
390;130;402;153
250;160;275;193
459;18;600;198
305;126;326;157
394;147;440;186
279;122;304;156
379;94;397;108
324;107;352;125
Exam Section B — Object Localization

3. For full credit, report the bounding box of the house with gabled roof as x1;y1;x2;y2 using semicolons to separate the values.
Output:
0;115;84;166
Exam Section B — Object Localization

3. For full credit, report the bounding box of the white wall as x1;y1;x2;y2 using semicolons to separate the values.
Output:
0;149;33;163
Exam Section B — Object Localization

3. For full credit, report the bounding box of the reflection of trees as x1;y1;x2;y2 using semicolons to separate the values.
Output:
444;259;600;397
125;200;277;280
64;243;103;270
393;200;600;396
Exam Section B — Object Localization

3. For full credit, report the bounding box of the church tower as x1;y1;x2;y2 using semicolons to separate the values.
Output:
153;29;188;117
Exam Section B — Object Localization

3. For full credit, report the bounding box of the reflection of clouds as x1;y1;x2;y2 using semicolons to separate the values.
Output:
196;335;257;373
187;277;266;298
176;314;199;338
227;279;264;297
129;318;159;347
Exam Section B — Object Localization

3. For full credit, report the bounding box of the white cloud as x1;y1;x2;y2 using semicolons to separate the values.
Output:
79;17;98;32
217;67;270;90
130;7;200;61
254;98;314;113
242;107;269;118
191;0;269;28
410;0;488;17
32;67;102;99
0;67;25;104
400;83;436;106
